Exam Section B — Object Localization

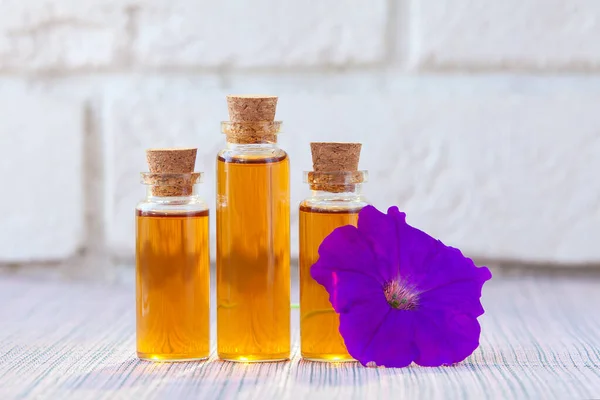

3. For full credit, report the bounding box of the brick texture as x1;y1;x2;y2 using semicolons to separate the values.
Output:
103;77;225;258
0;1;127;71
0;80;84;261
412;0;600;70
104;75;600;263
3;1;600;273
133;0;388;67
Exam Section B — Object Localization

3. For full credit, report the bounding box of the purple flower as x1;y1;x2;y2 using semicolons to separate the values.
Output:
311;205;492;368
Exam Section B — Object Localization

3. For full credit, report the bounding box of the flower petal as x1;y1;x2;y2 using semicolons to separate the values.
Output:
312;269;384;314
419;248;492;293
311;205;491;369
413;309;482;367
419;277;489;318
339;300;418;368
390;207;492;293
312;224;388;286
389;207;450;287
355;206;402;281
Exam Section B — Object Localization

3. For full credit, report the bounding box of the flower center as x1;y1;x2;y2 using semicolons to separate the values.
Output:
384;280;419;310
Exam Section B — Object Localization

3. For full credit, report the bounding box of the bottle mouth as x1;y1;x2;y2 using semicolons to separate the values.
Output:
140;172;203;186
140;173;202;197
220;121;282;135
221;121;282;144
304;170;368;185
304;171;368;193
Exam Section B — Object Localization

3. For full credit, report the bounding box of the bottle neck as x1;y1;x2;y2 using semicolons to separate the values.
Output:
220;142;285;162
302;184;368;213
309;184;364;201
144;185;201;204
225;141;280;151
302;189;368;213
221;121;282;145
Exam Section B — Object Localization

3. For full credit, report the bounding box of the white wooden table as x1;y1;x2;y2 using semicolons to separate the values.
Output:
0;275;599;399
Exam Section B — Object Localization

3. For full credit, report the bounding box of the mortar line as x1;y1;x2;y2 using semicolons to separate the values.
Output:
384;0;402;67
64;100;113;281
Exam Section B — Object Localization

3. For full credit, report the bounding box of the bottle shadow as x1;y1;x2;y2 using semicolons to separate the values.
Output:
292;358;495;388
62;356;292;396
293;358;369;387
62;353;493;396
62;357;209;391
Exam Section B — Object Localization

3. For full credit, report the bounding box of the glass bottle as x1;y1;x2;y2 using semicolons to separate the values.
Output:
300;170;368;362
216;96;290;362
136;169;210;362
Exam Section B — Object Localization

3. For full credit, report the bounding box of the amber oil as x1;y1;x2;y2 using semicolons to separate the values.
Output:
216;96;290;362
300;143;367;362
136;149;209;362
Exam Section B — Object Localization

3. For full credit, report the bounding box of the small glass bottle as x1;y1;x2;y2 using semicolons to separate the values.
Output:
299;142;368;362
136;148;210;362
217;95;291;362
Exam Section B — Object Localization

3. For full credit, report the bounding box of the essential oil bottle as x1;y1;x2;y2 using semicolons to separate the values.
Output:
299;142;368;362
216;95;291;362
136;148;210;362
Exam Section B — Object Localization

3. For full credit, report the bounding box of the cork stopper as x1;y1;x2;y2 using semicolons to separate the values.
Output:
311;142;361;172
227;95;278;122
309;142;363;193
146;148;197;173
145;148;198;196
224;95;280;144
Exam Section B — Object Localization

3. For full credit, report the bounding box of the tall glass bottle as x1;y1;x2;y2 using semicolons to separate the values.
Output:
299;142;368;362
136;148;210;361
216;95;290;362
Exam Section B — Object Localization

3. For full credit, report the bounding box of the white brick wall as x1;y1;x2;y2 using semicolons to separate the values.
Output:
103;78;224;257
1;1;600;277
412;0;600;70
134;0;388;67
0;81;84;261
0;1;127;70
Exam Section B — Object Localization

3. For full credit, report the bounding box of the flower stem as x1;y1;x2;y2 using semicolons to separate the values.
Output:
218;302;238;309
301;308;336;322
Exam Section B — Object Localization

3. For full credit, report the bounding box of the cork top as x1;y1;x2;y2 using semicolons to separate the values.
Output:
311;142;361;172
146;148;197;173
227;95;278;122
308;142;364;193
144;148;198;197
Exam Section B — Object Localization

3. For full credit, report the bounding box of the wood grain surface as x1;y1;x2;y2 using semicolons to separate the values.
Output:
0;276;598;399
